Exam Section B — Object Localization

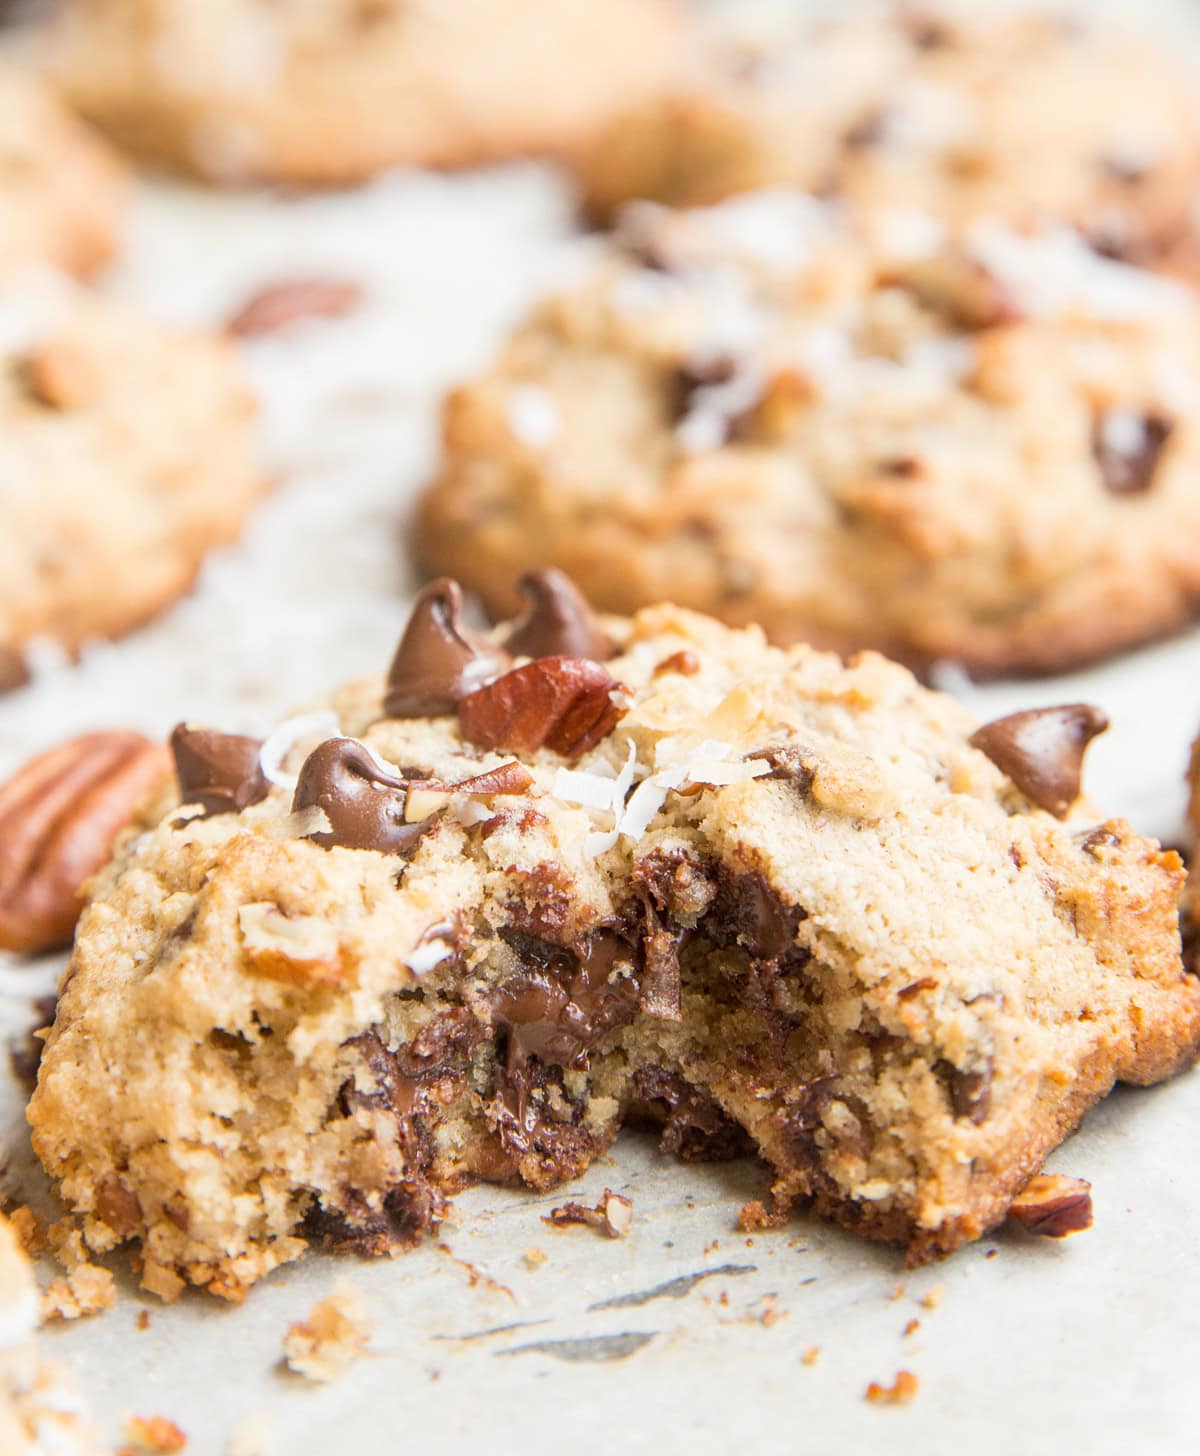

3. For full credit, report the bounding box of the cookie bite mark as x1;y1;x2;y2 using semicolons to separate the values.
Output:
384;578;510;718
969;705;1109;817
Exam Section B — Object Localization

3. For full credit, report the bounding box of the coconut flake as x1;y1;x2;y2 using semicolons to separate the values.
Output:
583;829;621;858
0;1283;38;1350
553;764;621;811
259;711;341;790
406;938;454;978
449;797;495;828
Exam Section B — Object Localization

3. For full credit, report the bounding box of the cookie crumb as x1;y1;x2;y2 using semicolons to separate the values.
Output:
543;1189;632;1238
903;1317;921;1337
43;1261;116;1321
865;1370;919;1406
920;1284;944;1311
523;1247;547;1270
137;1309;151;1331
283;1280;371;1382
8;1204;47;1256
802;1345;820;1366
889;1281;906;1302
120;1414;188;1453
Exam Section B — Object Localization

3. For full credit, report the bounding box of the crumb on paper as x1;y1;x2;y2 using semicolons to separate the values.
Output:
921;1284;944;1311
802;1346;820;1367
736;1197;786;1232
543;1189;632;1238
865;1370;920;1406
42;1261;116;1321
141;1259;186;1304
703;1239;720;1256
752;1294;785;1327
137;1309;152;1331
120;1414;188;1453
283;1280;371;1382
47;1218;88;1267
9;1204;47;1256
889;1281;905;1302
903;1317;921;1337
523;1247;547;1270
227;1412;272;1456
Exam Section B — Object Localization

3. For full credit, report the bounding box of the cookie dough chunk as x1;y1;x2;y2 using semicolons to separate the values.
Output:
418;191;1200;676
577;4;1200;279
0;1214;97;1453
46;0;685;184
29;575;1199;1297
0;272;263;685
0;58;127;276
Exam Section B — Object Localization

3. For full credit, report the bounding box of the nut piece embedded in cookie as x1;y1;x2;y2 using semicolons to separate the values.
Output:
0;732;169;954
1007;1174;1094;1239
458;657;626;759
969;705;1109;817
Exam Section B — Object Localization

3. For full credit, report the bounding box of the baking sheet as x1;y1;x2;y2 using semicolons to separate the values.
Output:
3;56;1200;1455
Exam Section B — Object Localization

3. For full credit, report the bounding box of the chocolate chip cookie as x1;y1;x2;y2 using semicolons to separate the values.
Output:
0;1213;97;1453
0;274;263;688
577;4;1200;280
0;58;127;276
29;573;1199;1299
46;0;685;184
417;191;1200;676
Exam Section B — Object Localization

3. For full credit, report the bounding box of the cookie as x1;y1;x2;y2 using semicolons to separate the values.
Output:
0;58;127;276
0;1213;98;1453
576;4;1200;281
29;574;1199;1299
0;272;263;686
417;191;1200;676
46;0;685;184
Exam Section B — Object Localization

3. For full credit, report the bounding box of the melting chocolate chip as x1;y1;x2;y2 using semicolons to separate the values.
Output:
717;871;807;962
170;725;269;818
969;704;1109;818
384;578;510;718
1092;409;1173;495
938;1059;992;1124
629;1066;750;1161
292;737;429;853
503;569;612;662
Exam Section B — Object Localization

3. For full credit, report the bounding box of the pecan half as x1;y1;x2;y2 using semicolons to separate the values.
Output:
457;657;626;760
1007;1173;1093;1239
0;732;169;954
226;279;363;338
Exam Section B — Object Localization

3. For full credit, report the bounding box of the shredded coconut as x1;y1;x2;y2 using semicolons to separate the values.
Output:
258;711;340;790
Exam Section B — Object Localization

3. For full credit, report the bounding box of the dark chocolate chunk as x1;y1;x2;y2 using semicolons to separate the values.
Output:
1092;409;1173;495
718;871;807;961
938;1059;992;1124
504;569;612;662
292;737;428;853
384;578;510;718
969;704;1109;818
629;1066;751;1162
170;725;269;818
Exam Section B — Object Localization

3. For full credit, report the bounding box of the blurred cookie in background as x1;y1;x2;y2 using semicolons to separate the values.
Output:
42;0;688;185
416;190;1200;678
0;58;127;275
576;4;1200;282
0;272;264;691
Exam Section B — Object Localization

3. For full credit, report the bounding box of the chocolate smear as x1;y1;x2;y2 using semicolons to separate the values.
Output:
970;705;1109;818
292;737;428;853
170;725;269;818
1092;409;1172;495
504;569;612;662
385;578;510;718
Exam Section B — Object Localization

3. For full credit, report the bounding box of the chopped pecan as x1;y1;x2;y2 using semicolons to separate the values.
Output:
543;1189;633;1238
226;278;363;338
457;656;626;760
1007;1173;1093;1238
0;732;169;954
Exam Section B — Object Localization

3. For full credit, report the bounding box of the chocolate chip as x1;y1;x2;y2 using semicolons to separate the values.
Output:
938;1059;992;1124
292;737;429;853
1092;409;1172;495
384;578;510;718
969;705;1109;818
748;745;816;797
503;569;612;662
628;1067;751;1161
170;725;269;818
717;871;807;962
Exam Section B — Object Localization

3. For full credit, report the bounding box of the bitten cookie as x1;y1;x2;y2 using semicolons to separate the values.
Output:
29;573;1200;1299
417;191;1200;676
0;272;263;689
0;58;127;276
45;0;686;184
576;3;1200;281
0;1213;98;1453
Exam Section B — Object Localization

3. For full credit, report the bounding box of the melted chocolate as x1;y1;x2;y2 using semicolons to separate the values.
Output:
629;1067;750;1162
1092;410;1173;495
384;578;510;718
969;704;1109;818
170;725;268;817
292;737;428;853
504;569;612;662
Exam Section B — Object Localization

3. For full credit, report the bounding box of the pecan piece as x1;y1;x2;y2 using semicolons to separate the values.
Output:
226;278;363;338
457;656;626;760
1007;1173;1093;1239
0;732;169;954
